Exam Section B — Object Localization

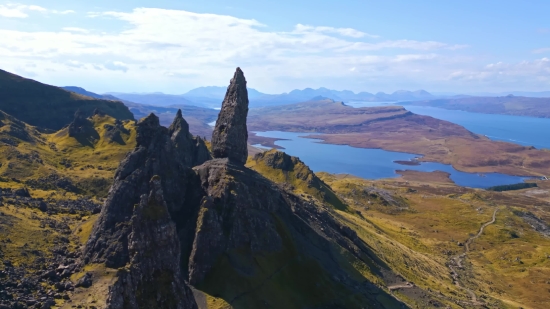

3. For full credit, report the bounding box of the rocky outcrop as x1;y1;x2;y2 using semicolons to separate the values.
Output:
250;149;349;211
83;112;209;268
67;109;99;145
82;68;404;309
102;119;130;144
170;109;212;167
106;177;197;309
211;67;249;164
188;158;284;285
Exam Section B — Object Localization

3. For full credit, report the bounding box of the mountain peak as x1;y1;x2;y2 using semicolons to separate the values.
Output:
211;67;250;164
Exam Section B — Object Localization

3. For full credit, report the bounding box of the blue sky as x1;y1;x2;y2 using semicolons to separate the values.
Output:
0;0;548;94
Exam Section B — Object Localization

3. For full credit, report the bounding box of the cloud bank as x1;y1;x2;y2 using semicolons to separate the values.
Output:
0;5;548;93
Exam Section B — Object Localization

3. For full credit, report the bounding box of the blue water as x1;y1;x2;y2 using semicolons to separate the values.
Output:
347;101;550;150
253;131;529;189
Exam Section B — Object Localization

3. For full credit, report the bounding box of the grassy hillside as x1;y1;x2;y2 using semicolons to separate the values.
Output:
0;69;134;130
0;111;135;308
0;110;136;198
247;149;349;211
320;173;550;309
245;149;550;308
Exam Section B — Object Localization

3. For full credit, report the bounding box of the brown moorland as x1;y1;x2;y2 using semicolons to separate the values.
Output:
248;99;550;177
317;172;550;309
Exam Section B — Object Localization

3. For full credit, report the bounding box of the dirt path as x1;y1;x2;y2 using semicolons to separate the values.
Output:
448;208;499;306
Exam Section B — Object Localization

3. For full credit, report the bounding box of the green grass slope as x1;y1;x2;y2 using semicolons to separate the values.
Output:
0;110;136;199
247;149;349;211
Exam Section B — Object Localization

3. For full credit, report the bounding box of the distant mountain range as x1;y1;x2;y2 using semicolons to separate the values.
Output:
432;91;550;98
402;95;550;118
64;84;550;114
98;87;437;109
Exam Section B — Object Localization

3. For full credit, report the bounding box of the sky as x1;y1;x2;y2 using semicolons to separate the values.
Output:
0;0;549;94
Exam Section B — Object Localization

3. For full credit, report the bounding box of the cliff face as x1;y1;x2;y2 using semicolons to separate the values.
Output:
211;67;249;164
106;177;198;309
84;111;210;269
83;68;404;309
0;69;134;131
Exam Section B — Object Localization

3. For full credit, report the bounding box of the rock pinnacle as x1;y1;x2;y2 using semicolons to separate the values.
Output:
211;67;249;164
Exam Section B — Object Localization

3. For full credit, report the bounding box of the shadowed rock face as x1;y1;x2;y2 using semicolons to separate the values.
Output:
67;109;100;146
83;112;210;308
84;112;209;269
211;67;249;164
106;177;198;309
68;110;97;137
170;109;211;167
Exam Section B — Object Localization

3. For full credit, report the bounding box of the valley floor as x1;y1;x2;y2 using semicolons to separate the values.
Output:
317;172;550;309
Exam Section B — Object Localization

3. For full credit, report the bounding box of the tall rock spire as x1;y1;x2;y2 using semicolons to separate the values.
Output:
211;67;249;164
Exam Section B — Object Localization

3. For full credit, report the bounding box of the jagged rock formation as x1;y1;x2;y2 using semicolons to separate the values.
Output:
211;67;249;164
83;68;404;309
68;110;99;138
170;109;211;167
103;119;130;144
106;177;198;309
0;110;36;144
84;111;209;268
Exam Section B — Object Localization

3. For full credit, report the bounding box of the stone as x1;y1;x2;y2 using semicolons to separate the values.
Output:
75;273;92;288
211;67;249;164
14;188;30;197
38;201;48;212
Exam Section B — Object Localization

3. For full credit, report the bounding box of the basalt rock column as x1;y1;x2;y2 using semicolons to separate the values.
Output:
211;67;249;164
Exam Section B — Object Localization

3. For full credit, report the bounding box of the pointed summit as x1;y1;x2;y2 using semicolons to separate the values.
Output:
169;109;190;135
211;67;249;164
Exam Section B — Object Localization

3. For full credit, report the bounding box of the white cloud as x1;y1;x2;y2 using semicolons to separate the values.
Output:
0;3;73;18
0;4;46;18
62;27;89;33
1;6;516;93
103;61;129;72
448;58;550;86
533;47;550;54
294;24;378;38
52;10;74;15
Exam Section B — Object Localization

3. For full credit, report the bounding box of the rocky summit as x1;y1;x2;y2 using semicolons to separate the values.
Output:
211;67;249;164
77;68;405;309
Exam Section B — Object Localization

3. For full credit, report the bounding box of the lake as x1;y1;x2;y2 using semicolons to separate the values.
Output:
347;101;550;150
253;131;530;189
